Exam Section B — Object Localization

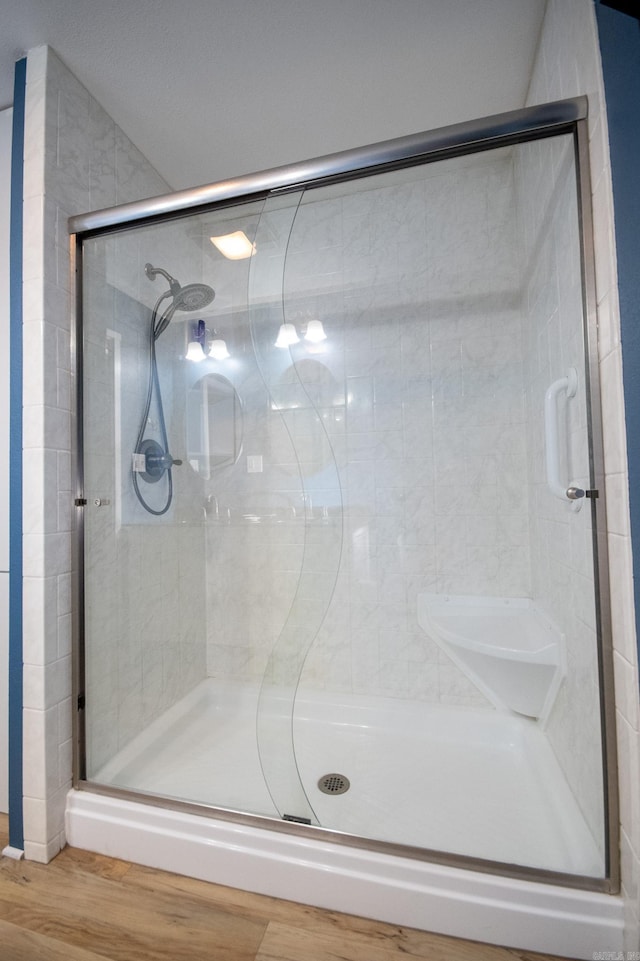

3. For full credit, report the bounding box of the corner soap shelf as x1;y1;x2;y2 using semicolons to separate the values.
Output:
417;594;566;720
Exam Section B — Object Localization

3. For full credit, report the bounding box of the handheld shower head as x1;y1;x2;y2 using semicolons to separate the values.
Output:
173;283;215;312
145;263;215;337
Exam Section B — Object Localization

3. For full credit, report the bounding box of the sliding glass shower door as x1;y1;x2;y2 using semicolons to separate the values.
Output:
76;107;614;886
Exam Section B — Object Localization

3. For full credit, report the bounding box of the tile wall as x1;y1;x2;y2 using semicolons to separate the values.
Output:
21;45;172;860
203;201;346;691
205;154;525;707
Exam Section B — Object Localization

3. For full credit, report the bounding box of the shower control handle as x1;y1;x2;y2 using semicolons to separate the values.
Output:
135;440;182;483
566;486;585;500
148;451;182;471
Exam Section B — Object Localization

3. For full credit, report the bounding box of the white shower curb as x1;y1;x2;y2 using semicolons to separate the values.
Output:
65;789;623;959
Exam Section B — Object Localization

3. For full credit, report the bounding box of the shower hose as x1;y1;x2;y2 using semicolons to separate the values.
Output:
132;292;178;516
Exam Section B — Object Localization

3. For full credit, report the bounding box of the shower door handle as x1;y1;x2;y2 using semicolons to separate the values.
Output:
544;368;583;511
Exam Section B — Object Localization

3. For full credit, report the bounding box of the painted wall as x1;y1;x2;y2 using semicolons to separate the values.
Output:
526;0;640;949
0;107;12;814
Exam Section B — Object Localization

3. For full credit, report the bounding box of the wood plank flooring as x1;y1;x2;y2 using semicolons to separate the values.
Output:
0;814;577;960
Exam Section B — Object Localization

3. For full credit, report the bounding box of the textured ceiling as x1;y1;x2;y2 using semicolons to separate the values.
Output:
0;0;547;192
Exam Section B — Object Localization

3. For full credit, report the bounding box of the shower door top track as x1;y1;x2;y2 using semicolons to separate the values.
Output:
69;97;587;236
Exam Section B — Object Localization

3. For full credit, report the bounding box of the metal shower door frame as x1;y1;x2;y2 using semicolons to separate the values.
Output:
70;95;619;894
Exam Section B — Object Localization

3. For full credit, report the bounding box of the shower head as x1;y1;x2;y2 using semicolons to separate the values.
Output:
145;263;215;311
173;283;215;312
145;264;215;338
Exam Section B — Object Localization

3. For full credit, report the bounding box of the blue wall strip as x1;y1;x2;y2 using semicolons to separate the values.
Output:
594;3;640;671
8;57;26;851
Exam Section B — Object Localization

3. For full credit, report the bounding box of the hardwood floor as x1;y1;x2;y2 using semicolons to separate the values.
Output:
0;814;577;960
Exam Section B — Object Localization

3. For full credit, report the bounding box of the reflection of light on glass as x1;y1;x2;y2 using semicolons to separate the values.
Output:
352;525;371;582
304;319;327;343
208;338;230;360
275;323;299;348
210;230;256;259
186;341;206;362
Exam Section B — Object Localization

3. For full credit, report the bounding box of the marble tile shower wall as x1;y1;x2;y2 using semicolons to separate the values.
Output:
206;155;528;705
204;304;337;687
21;45;185;859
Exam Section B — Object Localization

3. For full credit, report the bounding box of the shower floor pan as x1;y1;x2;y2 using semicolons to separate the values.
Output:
92;677;602;877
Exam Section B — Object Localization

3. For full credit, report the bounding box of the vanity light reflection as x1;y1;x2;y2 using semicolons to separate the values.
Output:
186;320;230;362
275;319;327;348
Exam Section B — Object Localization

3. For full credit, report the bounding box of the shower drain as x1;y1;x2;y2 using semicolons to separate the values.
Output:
318;773;350;795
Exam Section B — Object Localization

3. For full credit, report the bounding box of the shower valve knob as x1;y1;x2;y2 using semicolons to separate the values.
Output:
135;440;182;481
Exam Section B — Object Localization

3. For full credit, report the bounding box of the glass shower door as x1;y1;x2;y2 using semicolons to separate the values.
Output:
80;217;217;791
270;138;607;876
248;192;344;824
77;117;611;883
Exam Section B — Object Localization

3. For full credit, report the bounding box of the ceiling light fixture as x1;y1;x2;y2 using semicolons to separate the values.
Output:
210;230;256;260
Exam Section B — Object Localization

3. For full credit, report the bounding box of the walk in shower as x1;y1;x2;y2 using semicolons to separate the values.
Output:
70;96;617;913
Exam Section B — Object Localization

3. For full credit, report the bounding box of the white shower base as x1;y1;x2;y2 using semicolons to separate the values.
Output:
66;679;623;958
90;678;600;874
